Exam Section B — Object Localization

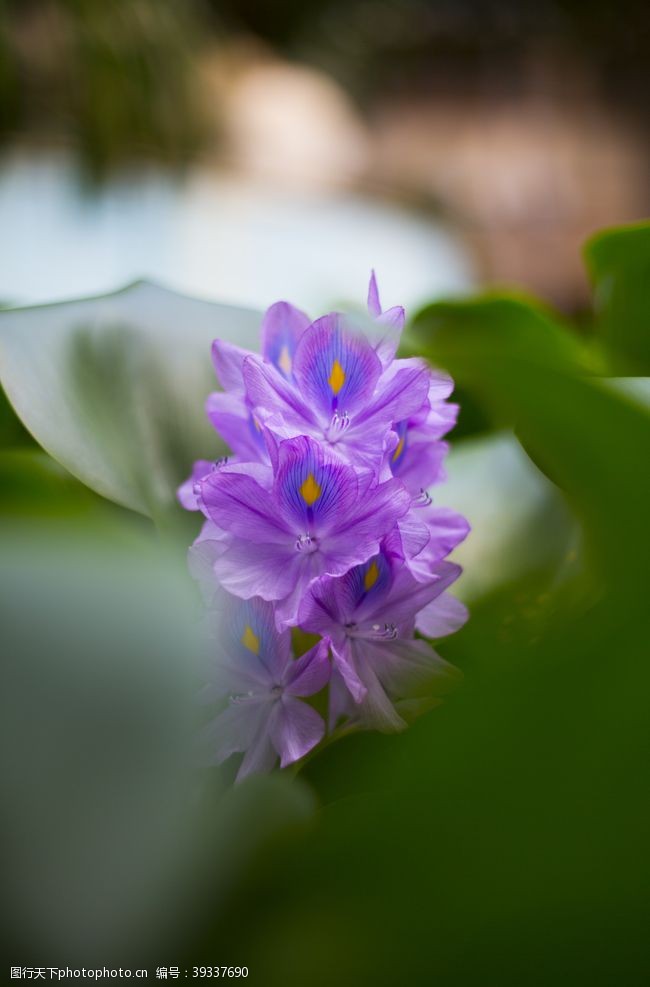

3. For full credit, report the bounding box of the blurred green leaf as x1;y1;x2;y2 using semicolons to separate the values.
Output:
197;773;318;915
0;382;35;447
409;293;649;577
435;432;574;603
192;267;650;987
1;521;317;963
441;382;493;441
200;420;649;987
413;292;589;364
585;220;650;374
409;292;591;405
0;281;261;519
602;376;650;411
0;449;108;516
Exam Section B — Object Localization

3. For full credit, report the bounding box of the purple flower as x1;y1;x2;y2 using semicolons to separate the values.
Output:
367;269;406;366
203;595;330;780
178;272;469;775
211;299;311;391
398;502;471;582
259;300;312;381
195;434;412;627
178;459;218;511
298;537;466;731
207;301;310;459
178;301;312;505
386;374;459;494
179;273;458;503
242;312;431;473
387;497;470;589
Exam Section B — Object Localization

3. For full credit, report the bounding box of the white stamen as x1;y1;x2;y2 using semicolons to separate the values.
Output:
413;488;432;508
295;533;318;553
325;410;351;443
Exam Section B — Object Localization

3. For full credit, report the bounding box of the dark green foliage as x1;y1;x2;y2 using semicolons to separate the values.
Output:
585;220;650;373
188;224;650;985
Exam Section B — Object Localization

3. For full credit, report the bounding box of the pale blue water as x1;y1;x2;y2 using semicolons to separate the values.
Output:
0;150;473;311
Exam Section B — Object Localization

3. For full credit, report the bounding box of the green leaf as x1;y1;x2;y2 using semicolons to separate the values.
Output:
194;290;650;987
0;382;35;448
410;292;650;581
411;290;589;377
1;514;318;961
407;292;599;436
0;281;261;518
603;376;650;408
0;449;103;517
585;220;650;373
436;432;574;603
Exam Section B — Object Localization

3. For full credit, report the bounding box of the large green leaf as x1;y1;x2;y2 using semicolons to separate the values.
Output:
0;449;107;517
0;383;35;448
409;291;591;379
585;220;650;373
191;290;650;987
0;281;261;517
409;293;650;578
405;292;599;436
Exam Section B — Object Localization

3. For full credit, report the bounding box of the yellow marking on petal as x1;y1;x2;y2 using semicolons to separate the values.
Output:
300;472;322;505
364;561;380;591
278;345;292;376
392;436;405;462
328;359;346;395
241;625;260;655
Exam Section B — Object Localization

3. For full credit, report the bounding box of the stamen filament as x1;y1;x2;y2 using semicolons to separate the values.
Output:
325;410;351;443
295;533;318;552
413;488;433;508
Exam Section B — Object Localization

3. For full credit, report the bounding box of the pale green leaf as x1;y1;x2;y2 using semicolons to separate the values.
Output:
0;281;261;516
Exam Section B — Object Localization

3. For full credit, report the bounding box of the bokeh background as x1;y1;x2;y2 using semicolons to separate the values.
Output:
1;2;649;985
1;0;649;309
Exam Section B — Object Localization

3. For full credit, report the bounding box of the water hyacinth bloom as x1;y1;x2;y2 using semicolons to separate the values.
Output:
180;273;458;494
178;301;312;503
242;312;432;473
206;301;310;461
179;272;469;779
366;269;406;366
298;537;466;730
395;501;471;583
178;458;225;512
386;375;460;493
204;596;330;780
370;270;458;493
196;434;411;627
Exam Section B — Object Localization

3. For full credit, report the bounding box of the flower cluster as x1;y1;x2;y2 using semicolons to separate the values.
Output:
180;273;469;780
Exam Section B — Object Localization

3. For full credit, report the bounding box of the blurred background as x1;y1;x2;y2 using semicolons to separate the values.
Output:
0;0;648;310
1;3;649;985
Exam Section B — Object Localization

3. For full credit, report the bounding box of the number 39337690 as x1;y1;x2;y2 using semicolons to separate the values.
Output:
192;968;248;978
